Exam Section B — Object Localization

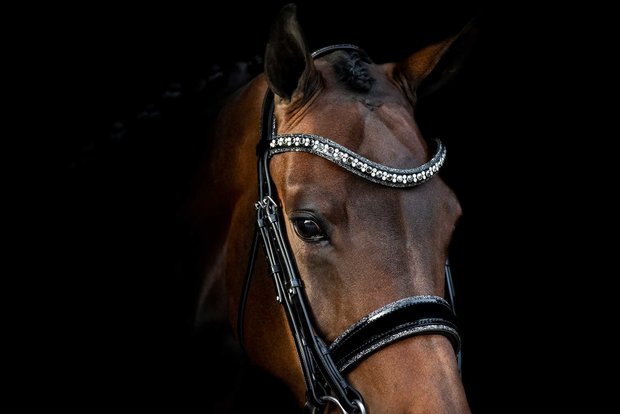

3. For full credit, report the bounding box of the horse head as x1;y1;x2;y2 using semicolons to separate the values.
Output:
193;4;474;413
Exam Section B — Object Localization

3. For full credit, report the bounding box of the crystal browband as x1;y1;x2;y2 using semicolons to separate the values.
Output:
268;133;446;188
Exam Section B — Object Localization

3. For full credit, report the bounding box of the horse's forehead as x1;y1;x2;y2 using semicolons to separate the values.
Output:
304;61;416;138
279;67;426;172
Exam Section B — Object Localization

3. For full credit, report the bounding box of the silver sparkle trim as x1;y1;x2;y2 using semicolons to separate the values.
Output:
328;295;460;372
268;133;446;188
334;323;460;373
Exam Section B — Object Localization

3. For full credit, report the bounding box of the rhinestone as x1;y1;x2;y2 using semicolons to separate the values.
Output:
267;134;445;188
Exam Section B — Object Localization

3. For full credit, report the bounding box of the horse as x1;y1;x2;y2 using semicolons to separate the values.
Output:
188;4;475;413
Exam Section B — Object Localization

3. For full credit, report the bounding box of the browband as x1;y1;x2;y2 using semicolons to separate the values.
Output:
269;134;446;188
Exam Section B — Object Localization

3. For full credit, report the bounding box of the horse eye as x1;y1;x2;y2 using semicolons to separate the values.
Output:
291;218;327;242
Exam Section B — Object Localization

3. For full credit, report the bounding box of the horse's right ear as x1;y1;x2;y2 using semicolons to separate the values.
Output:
264;3;317;102
397;18;479;100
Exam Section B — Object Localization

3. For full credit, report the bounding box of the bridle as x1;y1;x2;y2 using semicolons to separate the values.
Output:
238;45;462;414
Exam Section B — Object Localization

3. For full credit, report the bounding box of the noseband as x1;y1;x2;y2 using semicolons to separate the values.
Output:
239;45;462;414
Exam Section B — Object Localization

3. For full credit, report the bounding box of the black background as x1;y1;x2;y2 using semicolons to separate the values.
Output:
22;1;597;412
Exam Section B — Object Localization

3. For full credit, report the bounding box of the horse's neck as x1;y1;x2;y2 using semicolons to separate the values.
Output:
192;76;268;326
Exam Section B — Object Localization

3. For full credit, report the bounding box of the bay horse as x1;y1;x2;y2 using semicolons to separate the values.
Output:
190;4;474;413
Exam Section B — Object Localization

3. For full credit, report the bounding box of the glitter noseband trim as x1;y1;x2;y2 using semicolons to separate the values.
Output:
268;133;446;188
328;295;461;373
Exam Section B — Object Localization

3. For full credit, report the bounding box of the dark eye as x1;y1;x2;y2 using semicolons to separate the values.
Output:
291;217;327;242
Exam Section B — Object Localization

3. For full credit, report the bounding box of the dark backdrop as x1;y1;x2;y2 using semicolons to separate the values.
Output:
30;1;593;412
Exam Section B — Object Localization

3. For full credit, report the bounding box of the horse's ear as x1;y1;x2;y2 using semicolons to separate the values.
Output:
264;3;317;101
398;18;478;100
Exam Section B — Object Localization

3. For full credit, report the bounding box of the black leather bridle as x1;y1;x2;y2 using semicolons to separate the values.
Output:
238;45;462;414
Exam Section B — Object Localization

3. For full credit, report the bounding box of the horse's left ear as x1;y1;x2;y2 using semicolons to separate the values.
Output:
398;18;478;100
264;3;318;102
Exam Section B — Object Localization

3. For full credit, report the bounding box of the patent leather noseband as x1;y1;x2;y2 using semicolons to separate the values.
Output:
238;44;462;414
